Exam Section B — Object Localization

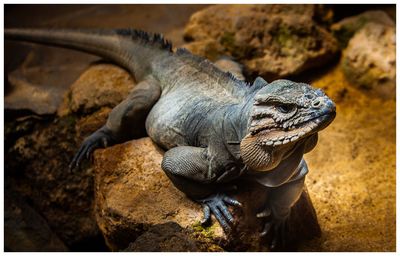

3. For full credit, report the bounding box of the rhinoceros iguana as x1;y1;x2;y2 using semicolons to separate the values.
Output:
5;28;336;249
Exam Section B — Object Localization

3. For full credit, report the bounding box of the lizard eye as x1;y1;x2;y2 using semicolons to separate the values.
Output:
276;104;295;114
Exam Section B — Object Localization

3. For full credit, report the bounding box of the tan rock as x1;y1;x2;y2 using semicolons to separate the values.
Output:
342;22;395;100
75;107;112;138
183;4;338;80
93;138;225;251
58;63;135;116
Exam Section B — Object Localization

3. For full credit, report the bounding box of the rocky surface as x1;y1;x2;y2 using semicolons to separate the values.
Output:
5;114;100;247
331;10;395;48
342;21;395;100
93;138;221;251
123;222;224;252
183;4;338;80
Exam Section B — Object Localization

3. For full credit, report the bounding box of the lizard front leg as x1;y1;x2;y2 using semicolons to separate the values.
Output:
70;76;161;170
161;146;242;232
258;161;308;250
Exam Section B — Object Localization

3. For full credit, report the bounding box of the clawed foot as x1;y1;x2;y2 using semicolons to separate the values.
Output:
198;193;242;232
69;128;114;171
257;208;288;250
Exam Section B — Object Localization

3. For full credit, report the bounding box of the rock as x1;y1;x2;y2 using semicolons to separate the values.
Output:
183;4;338;80
94;137;321;251
342;22;395;100
331;10;394;48
4;113;49;153
5;115;101;247
93;137;225;251
75;107;112;138
123;222;224;252
5;191;68;252
5;44;96;115
181;39;226;63
6;73;60;115
4;77;129;248
58;63;136;116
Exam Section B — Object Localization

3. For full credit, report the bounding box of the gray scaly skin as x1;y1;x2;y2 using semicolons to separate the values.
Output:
5;28;336;250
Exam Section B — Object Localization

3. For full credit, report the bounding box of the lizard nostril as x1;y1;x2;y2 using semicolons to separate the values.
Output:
312;99;321;108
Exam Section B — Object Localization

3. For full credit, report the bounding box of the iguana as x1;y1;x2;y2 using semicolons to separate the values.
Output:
5;28;336;249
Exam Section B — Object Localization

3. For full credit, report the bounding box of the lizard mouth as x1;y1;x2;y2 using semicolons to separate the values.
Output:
250;112;336;147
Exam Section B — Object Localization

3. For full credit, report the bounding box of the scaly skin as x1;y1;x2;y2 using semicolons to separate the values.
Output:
5;28;336;250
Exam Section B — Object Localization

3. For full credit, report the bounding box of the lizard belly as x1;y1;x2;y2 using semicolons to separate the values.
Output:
145;88;219;150
145;96;187;149
146;88;207;150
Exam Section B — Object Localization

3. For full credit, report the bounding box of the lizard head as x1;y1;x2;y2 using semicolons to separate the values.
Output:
240;78;336;171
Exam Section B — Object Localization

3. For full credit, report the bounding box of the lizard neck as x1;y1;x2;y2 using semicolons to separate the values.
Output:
220;94;255;161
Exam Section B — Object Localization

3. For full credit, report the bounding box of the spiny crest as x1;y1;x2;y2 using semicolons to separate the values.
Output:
176;48;250;88
115;28;172;52
226;72;251;87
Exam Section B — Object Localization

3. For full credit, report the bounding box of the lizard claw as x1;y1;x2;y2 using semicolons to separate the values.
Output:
256;208;272;218
69;128;114;172
198;193;242;232
201;204;211;225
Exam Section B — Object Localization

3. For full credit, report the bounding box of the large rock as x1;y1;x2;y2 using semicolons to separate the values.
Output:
331;10;394;48
94;137;321;251
342;22;395;100
183;4;338;80
93;138;224;251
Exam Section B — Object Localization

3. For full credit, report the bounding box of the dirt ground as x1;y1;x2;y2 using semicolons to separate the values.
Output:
301;63;396;251
4;4;396;252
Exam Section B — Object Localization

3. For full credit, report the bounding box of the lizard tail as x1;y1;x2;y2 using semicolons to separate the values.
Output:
5;28;173;80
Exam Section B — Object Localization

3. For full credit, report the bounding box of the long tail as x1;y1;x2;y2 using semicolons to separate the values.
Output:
5;28;172;80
